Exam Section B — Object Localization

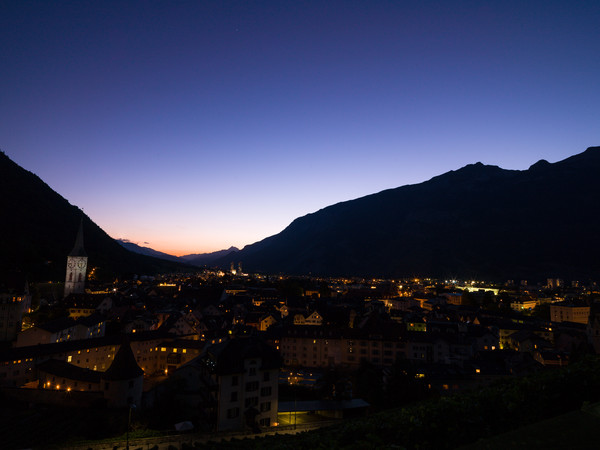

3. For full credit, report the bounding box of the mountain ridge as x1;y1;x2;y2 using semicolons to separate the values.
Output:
116;240;182;263
218;146;600;281
3;146;599;283
0;151;193;284
116;240;239;266
180;247;239;266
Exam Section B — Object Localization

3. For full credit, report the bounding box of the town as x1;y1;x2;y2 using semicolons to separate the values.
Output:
1;226;599;448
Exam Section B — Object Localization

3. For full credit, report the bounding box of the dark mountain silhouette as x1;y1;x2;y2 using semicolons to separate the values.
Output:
0;151;193;285
218;147;600;282
116;240;239;267
180;247;239;266
116;240;181;262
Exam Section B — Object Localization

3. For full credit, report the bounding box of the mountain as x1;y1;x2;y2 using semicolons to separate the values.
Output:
117;240;181;262
0;151;193;285
116;240;240;267
180;247;239;266
217;147;600;282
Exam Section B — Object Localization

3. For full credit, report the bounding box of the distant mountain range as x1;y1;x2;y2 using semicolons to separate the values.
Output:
4;146;599;284
216;147;600;282
117;240;239;266
180;247;239;266
116;240;182;263
0;151;193;285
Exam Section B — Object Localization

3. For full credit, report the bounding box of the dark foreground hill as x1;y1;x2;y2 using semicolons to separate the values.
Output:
0;151;192;285
6;355;599;449
220;147;600;281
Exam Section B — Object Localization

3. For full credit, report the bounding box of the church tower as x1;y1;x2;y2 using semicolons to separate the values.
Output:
64;219;88;297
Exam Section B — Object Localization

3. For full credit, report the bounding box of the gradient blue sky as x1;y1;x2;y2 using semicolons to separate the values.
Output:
2;1;599;255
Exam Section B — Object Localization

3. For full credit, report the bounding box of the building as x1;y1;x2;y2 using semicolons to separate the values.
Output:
100;336;144;407
65;294;112;319
36;336;144;408
293;310;323;326
550;302;590;324
15;315;106;347
441;293;463;306
275;325;405;368
64;220;88;297
0;292;28;342
0;331;202;388
16;317;79;347
510;299;538;312
182;337;281;431
547;279;563;289
259;314;277;331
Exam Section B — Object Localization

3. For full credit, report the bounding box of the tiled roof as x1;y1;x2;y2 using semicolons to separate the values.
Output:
37;359;101;383
38;317;77;333
102;336;143;380
206;336;281;375
0;330;171;362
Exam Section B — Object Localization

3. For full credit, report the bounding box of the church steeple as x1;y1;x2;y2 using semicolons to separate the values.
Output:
69;219;87;257
64;217;88;297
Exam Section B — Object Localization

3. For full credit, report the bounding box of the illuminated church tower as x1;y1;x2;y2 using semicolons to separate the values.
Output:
64;220;88;297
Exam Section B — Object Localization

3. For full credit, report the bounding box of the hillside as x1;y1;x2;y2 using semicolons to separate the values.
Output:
219;147;600;281
0;151;193;285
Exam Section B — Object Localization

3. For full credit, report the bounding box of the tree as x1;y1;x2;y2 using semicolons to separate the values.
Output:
384;358;433;408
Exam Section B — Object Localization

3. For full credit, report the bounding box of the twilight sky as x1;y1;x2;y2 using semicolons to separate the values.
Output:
2;1;599;255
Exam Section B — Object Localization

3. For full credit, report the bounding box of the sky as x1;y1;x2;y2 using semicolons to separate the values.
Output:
2;1;599;256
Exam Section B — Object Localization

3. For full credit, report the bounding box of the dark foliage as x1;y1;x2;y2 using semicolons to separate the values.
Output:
192;356;600;450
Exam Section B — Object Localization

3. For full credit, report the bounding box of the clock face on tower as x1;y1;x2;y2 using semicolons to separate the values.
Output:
67;261;75;269
77;260;86;269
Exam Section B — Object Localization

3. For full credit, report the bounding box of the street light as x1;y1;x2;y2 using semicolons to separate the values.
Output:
126;403;136;450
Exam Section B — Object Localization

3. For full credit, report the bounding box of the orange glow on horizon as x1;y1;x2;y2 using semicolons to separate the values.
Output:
121;243;230;258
